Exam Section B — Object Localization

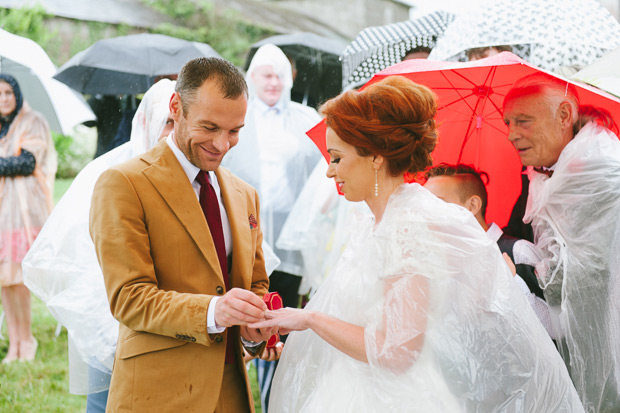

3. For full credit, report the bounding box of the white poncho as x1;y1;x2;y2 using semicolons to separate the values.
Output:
270;183;583;412
22;79;177;394
525;122;620;412
222;44;321;276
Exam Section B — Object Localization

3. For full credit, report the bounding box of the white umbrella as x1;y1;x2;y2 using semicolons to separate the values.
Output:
0;29;95;136
572;46;620;98
428;0;620;72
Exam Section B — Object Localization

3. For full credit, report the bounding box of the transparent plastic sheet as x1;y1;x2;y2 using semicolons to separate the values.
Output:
0;104;56;285
524;122;620;412
276;159;367;295
22;80;175;394
270;184;583;412
222;44;322;276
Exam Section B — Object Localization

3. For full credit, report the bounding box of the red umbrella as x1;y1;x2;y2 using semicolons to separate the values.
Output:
308;52;620;227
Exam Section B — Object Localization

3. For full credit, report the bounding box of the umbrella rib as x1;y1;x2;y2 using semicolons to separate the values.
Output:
455;68;498;162
472;66;497;128
481;117;509;135
437;92;476;111
450;68;486;88
457;118;480;164
438;71;480;114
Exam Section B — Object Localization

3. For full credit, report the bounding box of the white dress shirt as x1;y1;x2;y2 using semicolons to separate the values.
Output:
166;134;227;333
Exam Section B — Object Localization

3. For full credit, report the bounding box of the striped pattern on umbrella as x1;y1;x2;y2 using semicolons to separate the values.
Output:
341;10;454;90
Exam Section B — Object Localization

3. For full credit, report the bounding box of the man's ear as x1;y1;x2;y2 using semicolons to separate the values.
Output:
169;92;182;122
464;195;483;216
558;101;574;130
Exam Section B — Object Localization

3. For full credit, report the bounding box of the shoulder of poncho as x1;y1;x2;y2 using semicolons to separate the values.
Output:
564;122;620;163
286;101;321;124
379;184;481;238
10;107;49;133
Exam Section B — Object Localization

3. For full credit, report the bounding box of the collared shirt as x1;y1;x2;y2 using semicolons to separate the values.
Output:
166;133;227;333
487;222;541;267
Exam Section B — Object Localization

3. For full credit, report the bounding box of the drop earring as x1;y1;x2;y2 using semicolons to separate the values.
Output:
374;169;379;197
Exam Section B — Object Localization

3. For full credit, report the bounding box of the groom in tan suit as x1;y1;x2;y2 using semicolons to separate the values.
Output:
90;57;274;412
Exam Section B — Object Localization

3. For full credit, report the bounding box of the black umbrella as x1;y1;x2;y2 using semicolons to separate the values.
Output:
54;33;221;94
245;32;347;108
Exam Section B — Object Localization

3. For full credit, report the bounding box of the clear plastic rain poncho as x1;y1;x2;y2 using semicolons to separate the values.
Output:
524;122;620;412
277;159;366;295
222;44;321;276
0;75;57;286
22;79;176;394
270;183;583;412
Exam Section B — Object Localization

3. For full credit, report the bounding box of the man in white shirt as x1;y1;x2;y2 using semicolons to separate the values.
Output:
90;57;274;412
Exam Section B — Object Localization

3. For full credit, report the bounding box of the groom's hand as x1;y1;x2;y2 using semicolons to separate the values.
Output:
214;288;267;327
241;324;278;343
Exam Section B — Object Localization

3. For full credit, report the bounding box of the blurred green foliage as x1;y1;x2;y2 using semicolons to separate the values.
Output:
141;0;274;65
0;4;54;45
1;2;273;176
52;132;92;179
1;2;273;67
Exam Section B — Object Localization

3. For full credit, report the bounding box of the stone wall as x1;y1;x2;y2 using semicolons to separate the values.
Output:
270;0;410;39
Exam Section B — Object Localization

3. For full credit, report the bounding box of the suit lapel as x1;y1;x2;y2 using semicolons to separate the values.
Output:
216;168;252;289
142;142;223;282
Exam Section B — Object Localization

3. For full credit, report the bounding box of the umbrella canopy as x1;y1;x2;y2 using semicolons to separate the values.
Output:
429;0;620;72
308;52;620;227
245;33;347;108
571;46;620;99
0;29;95;136
54;33;221;95
341;10;455;90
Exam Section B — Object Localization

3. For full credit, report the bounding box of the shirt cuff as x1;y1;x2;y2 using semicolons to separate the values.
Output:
207;296;225;334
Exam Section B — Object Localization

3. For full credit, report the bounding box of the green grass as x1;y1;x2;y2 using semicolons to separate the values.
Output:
0;298;87;411
0;177;264;411
53;178;74;204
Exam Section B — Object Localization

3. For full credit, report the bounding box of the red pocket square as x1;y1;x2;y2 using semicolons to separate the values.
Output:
249;214;258;229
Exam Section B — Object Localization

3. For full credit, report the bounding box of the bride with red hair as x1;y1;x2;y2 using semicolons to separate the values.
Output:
252;76;583;411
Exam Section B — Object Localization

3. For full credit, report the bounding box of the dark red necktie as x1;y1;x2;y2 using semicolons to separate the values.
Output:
196;171;230;289
196;171;235;364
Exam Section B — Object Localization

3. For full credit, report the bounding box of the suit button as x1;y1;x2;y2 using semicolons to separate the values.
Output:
214;335;223;343
216;286;224;294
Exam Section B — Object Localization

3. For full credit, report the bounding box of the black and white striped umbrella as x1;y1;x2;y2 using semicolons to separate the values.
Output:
341;10;454;90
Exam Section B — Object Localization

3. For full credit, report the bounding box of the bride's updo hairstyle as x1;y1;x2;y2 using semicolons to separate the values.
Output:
320;76;438;176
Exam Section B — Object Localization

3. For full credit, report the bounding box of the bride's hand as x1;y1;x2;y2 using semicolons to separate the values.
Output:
249;308;312;335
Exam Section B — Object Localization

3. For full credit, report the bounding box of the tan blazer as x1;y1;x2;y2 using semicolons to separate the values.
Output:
90;141;269;412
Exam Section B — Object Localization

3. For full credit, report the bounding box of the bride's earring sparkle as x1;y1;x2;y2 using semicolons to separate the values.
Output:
374;169;379;197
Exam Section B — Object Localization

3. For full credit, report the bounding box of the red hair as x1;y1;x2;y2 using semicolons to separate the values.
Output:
320;76;438;176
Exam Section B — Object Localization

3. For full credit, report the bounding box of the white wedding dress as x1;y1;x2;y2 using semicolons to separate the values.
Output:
269;183;583;412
